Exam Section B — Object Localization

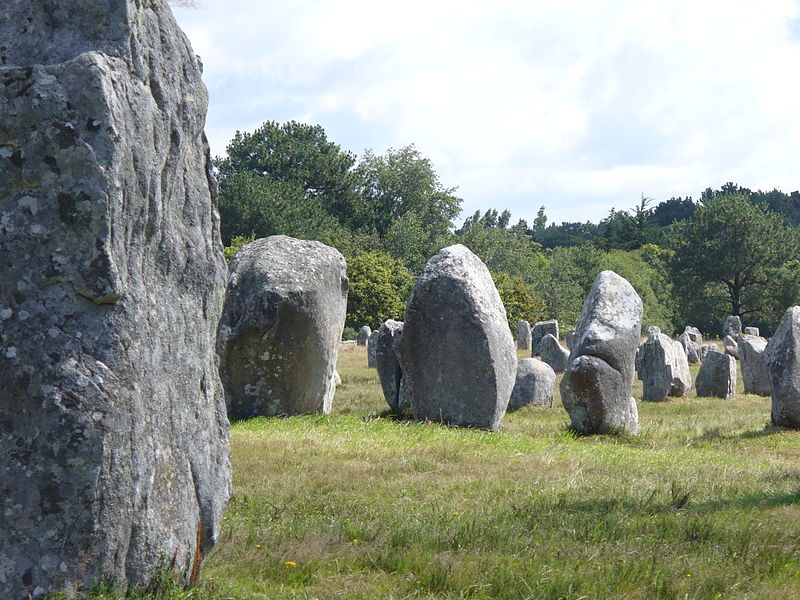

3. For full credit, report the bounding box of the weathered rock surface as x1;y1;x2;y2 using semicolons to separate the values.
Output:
678;331;701;363
218;236;348;418
765;306;800;428
517;320;532;350
0;1;230;595
724;334;741;360
560;271;643;434
684;326;703;344
724;316;743;337
566;328;577;350
698;343;718;362
740;335;771;396
635;329;691;402
375;319;409;414
397;245;516;430
540;333;570;373
357;325;371;346
367;330;379;368
508;358;555;410
532;319;559;355
744;327;760;336
695;351;736;399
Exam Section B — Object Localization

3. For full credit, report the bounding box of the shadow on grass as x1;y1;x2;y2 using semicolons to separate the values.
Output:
692;423;789;443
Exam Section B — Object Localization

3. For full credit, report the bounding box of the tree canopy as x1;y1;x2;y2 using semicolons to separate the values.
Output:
668;192;800;333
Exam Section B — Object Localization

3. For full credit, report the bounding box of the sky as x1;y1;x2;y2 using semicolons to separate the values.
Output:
171;0;800;226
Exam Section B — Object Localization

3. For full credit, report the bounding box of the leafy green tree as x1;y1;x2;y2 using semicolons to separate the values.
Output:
669;193;800;333
530;244;676;333
217;121;366;229
346;251;414;329
217;172;354;250
492;272;546;331
354;146;462;246
456;209;545;282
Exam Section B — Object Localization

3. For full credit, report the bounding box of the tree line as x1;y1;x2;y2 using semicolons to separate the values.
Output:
217;120;800;338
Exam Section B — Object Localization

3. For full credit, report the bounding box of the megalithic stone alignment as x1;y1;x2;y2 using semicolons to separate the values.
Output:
0;1;231;596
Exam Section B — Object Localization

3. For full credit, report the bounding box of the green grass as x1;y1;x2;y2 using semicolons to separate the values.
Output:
107;345;800;599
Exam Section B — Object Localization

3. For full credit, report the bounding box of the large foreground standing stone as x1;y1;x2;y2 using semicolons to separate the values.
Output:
397;245;516;430
765;306;800;428
540;333;570;373
532;319;559;355
508;358;556;410
740;335;771;396
635;329;691;402
218;236;348;418
0;2;230;595
695;351;736;399
560;271;643;434
517;320;532;350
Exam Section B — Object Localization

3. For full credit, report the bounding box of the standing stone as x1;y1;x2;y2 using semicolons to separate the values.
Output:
560;271;643;435
724;315;743;337
695;351;737;399
678;331;701;363
396;245;516;430
566;328;577;350
509;358;556;410
0;2;230;595
684;326;703;344
367;330;380;368
724;334;741;360
739;335;771;396
357;325;371;346
375;320;409;414
532;319;559;355
698;343;718;362
517;320;532;351
744;327;760;336
540;333;570;373
635;329;691;402
218;236;348;418
765;306;800;428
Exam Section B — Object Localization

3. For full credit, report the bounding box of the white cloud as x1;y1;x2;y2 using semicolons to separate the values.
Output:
172;0;800;225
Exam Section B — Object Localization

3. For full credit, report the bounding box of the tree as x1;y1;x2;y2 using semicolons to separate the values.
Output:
492;272;546;331
217;171;353;250
345;251;414;329
217;121;365;229
354;146;462;244
669;193;800;333
456;209;545;282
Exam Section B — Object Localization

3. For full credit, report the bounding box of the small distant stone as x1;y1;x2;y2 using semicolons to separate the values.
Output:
744;327;759;336
539;333;569;373
695;351;736;399
532;319;559;356
509;358;555;410
357;325;371;346
517;320;532;351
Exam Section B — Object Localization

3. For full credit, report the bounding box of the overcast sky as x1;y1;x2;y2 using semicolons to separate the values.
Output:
171;1;800;226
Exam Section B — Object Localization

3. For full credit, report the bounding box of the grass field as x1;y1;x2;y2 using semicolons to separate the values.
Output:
125;345;800;599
